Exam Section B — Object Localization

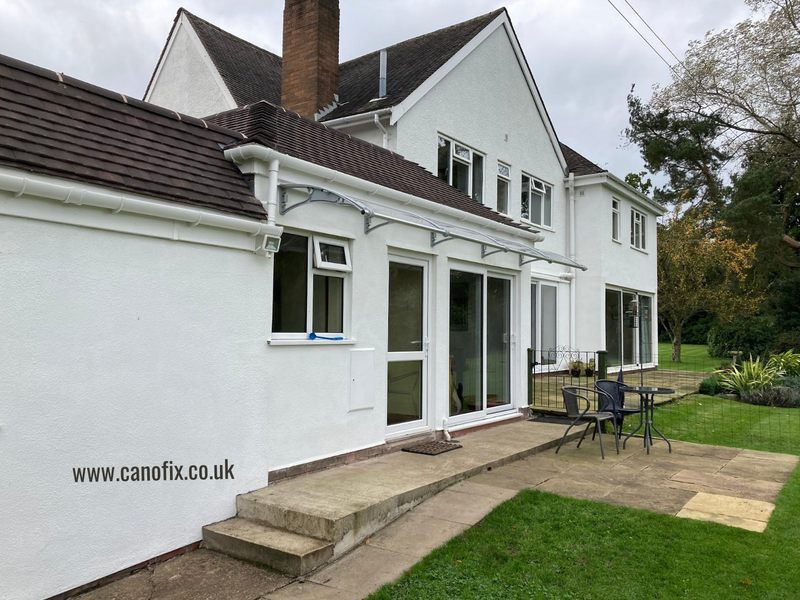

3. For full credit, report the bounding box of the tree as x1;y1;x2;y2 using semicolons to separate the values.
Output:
649;0;800;250
658;205;760;361
624;171;653;195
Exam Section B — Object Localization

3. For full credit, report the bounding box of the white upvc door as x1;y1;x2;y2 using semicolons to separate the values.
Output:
386;257;429;436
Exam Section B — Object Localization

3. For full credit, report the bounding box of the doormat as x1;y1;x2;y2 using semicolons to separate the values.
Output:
402;441;462;456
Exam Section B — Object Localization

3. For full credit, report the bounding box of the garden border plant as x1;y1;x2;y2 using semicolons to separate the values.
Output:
715;350;800;408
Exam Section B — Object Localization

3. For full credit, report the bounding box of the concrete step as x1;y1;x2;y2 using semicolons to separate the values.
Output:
235;420;574;558
202;518;333;577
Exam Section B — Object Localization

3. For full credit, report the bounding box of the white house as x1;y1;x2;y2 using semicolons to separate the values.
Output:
0;2;662;599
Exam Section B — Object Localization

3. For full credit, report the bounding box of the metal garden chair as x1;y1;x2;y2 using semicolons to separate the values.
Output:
555;386;620;459
595;378;645;437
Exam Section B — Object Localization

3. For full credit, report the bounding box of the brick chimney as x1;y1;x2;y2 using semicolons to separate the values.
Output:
281;0;340;119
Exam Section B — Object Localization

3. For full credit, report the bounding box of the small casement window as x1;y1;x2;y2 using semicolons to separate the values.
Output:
522;175;552;227
437;135;484;203
612;199;620;241
631;209;646;250
272;232;348;336
496;162;511;214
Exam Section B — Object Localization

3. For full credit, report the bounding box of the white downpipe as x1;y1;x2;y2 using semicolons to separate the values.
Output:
568;172;577;349
0;170;282;239
266;158;280;225
225;144;545;244
373;114;388;149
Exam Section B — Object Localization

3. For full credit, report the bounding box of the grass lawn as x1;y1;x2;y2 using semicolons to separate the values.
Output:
657;342;725;372
369;469;800;600
629;394;800;455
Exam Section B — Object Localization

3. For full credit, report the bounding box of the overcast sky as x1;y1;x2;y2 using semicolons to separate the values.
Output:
1;0;750;179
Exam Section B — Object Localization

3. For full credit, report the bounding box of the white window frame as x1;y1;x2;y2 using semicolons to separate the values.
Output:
437;135;484;203
631;209;646;250
313;235;352;272
496;161;511;215
612;198;620;242
522;174;552;227
271;232;352;342
531;280;559;372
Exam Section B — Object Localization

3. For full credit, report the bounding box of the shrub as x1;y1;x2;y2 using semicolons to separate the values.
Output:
698;374;725;396
740;387;800;408
782;377;800;393
707;316;777;359
716;356;783;393
767;351;800;377
772;329;800;354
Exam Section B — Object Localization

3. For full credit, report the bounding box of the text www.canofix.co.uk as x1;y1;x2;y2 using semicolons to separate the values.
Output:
72;460;234;483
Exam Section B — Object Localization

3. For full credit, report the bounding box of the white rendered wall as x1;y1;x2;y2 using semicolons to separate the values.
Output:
394;25;569;265
146;20;234;118
0;209;275;600
573;183;658;355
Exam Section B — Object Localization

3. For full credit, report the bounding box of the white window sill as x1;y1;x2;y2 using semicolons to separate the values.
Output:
612;238;622;244
630;245;649;254
268;338;357;346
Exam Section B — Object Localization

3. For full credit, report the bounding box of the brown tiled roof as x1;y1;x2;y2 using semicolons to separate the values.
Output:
157;8;504;121
559;142;607;177
0;53;266;220
324;9;505;121
209;101;536;233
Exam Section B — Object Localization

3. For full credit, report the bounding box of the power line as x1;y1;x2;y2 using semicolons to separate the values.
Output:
604;0;674;71
624;0;684;65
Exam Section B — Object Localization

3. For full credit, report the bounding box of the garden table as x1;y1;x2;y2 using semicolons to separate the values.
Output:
621;386;675;454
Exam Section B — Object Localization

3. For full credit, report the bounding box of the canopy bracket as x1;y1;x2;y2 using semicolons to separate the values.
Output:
482;245;508;258
364;215;392;234
431;232;455;247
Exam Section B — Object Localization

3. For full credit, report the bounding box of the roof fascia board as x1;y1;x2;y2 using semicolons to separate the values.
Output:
227;143;545;243
322;107;393;128
572;172;665;215
389;13;506;126
145;12;238;111
0;166;280;251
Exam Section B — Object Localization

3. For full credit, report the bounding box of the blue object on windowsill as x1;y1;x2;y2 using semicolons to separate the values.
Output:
309;332;344;341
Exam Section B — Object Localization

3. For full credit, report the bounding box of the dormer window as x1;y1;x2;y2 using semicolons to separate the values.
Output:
437;135;484;203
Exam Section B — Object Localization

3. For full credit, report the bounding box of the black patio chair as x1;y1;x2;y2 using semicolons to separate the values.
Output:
595;379;645;436
555;386;619;459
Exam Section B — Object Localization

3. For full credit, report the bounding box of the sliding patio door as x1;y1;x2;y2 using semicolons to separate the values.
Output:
449;268;514;419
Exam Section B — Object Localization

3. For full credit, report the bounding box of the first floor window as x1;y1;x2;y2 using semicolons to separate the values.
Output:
522;175;552;227
612;199;620;241
272;232;349;335
631;209;646;249
496;162;510;214
437;135;484;202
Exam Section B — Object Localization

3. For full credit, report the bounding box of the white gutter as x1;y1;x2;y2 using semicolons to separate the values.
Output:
373;114;388;149
320;107;393;129
568;172;577;349
0;170;282;240
225;144;545;244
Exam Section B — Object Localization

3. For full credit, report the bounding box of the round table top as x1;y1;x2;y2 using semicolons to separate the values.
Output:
623;386;676;394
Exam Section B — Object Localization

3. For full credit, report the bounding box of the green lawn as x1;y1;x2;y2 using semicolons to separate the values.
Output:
658;342;725;372
620;394;800;456
369;468;800;600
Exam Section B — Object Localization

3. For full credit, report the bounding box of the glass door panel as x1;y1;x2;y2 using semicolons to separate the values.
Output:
487;277;511;409
623;292;636;365
640;295;653;364
387;262;426;427
449;270;483;415
605;289;622;367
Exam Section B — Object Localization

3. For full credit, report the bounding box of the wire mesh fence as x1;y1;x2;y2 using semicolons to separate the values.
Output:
529;348;800;456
